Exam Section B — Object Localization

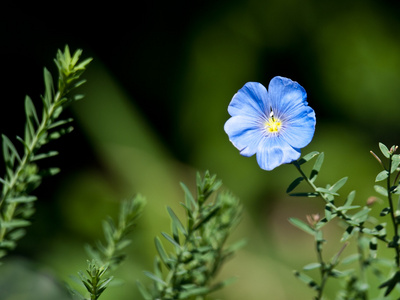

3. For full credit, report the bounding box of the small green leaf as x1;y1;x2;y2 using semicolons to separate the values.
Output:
16;136;30;154
341;226;355;242
223;239;247;255
2;134;21;164
379;271;400;296
329;177;348;193
369;237;378;258
8;228;26;241
70;48;83;66
310;152;324;183
379;143;391;158
391;155;400;173
286;177;304;193
180;182;197;210
325;204;335;221
289;192;319;197
341;253;360;265
154;237;171;269
374;185;388;197
43;68;54;107
316;187;339;196
47;118;73;130
6;195;37;204
288;218;315;235
293;270;319;290
47;126;74;141
97;276;113;290
167;207;187;237
303;262;321;270
179;287;212;299
31;151;59;161
297;151;320;165
336;205;360;212
380;207;391;216
41;167;60;176
371;223;387;238
25;96;40;127
1;219;31;229
143;271;167;286
115;239;132;251
84;244;101;262
351;207;371;224
376;170;389;182
344;190;356;207
330;269;346;278
161;232;181;249
102;219;115;245
25;116;36;145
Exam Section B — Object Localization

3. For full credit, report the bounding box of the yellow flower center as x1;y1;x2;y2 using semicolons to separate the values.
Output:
264;110;282;133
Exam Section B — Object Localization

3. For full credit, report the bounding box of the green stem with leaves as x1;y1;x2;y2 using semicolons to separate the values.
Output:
386;154;400;267
68;196;146;300
292;160;353;224
315;231;328;300
0;46;91;258
0;95;63;242
138;171;242;300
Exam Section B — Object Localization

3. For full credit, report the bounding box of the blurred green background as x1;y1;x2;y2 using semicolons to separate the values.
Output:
1;0;400;299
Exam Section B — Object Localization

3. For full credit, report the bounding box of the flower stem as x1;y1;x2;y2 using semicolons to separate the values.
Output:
292;161;366;227
293;161;333;204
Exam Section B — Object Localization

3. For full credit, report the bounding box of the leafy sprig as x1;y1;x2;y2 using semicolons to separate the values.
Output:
288;149;393;299
0;46;91;260
371;143;400;297
68;195;146;300
137;171;243;300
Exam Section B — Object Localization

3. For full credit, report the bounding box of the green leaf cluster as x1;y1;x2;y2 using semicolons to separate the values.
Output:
288;148;399;299
137;171;243;300
0;46;91;260
68;195;146;300
371;143;400;297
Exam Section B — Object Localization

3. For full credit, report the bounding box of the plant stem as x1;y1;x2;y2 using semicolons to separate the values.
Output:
386;155;400;267
292;162;351;222
315;237;328;300
293;161;330;203
356;233;369;300
0;91;63;243
292;162;353;300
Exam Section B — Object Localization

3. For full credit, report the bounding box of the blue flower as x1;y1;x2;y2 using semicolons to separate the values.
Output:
224;76;316;171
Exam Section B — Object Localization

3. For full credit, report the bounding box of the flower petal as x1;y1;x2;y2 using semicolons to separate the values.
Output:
281;107;316;148
256;136;301;171
228;82;269;118
224;115;264;157
268;76;308;118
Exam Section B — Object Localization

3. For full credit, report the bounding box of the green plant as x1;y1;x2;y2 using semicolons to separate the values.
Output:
137;171;244;300
0;45;91;260
68;195;146;300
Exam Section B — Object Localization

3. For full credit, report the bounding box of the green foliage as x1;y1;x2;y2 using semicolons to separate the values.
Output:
288;144;400;299
137;171;243;300
0;46;91;260
68;195;146;300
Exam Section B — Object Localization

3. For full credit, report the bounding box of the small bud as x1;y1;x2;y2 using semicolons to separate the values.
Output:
367;196;378;206
391;145;399;155
306;213;320;227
